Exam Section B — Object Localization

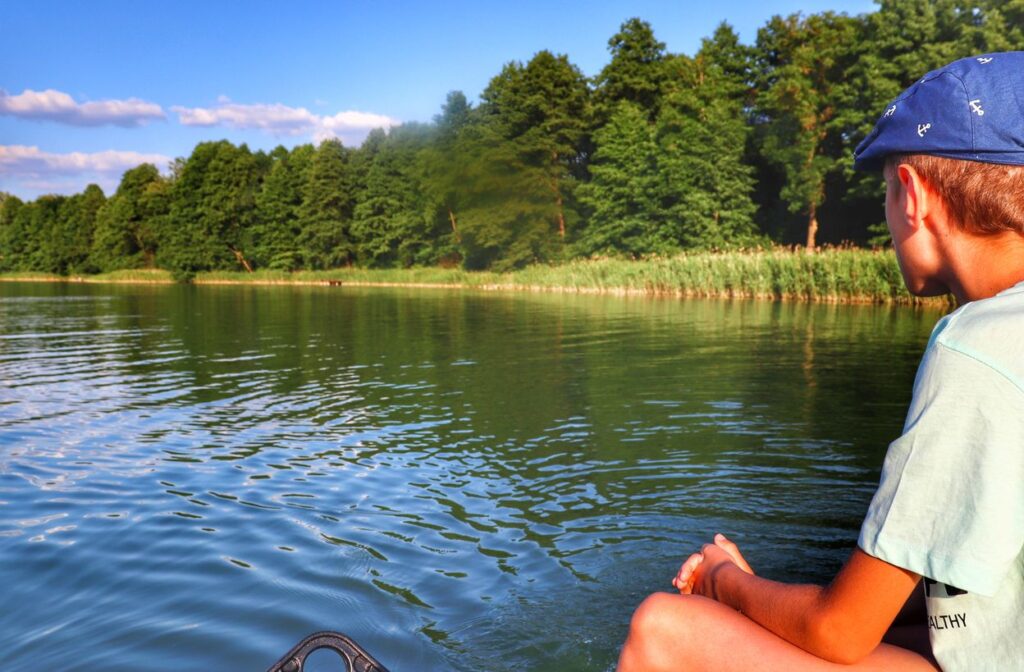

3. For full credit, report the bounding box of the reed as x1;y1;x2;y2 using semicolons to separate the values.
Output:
90;269;176;283
0;249;949;305
496;248;937;304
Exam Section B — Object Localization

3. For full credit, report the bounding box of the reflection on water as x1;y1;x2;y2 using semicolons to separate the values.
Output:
0;283;942;671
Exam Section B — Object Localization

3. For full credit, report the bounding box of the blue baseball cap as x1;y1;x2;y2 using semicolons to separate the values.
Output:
853;52;1024;171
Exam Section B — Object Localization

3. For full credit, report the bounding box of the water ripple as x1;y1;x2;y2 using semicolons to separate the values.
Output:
0;284;940;671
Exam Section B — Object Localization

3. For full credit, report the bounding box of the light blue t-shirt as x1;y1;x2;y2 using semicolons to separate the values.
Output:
859;281;1024;671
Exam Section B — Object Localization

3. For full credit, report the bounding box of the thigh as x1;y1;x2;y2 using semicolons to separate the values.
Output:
619;593;940;672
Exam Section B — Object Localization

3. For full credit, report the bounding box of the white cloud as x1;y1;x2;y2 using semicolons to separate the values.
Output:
172;101;319;134
0;145;171;198
173;98;398;144
0;145;170;175
0;89;165;127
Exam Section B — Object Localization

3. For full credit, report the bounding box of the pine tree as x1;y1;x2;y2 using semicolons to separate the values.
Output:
297;139;355;269
253;144;314;271
656;50;759;249
593;18;669;122
458;50;591;269
575;101;666;256
755;12;863;248
163;141;266;277
419;91;473;265
352;124;438;267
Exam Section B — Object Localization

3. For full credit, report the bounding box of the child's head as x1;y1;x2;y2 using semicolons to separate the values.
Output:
856;52;1024;233
856;52;1024;300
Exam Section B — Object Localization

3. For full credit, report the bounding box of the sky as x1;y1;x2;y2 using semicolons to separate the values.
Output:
0;0;876;200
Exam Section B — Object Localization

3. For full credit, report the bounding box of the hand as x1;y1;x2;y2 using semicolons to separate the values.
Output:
672;533;754;596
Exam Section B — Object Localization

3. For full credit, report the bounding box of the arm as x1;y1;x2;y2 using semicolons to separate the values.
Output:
682;540;920;665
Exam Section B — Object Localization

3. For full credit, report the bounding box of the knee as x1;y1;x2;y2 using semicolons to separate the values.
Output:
630;592;684;639
619;592;699;672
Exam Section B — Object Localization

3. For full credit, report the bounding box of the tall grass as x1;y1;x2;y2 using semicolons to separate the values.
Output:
0;249;947;305
510;248;918;303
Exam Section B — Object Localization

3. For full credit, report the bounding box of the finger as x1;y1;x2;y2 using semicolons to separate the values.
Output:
714;533;755;575
674;552;703;586
674;556;702;594
673;575;693;594
680;551;703;577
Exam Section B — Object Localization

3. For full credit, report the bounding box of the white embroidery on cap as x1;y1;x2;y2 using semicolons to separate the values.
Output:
884;105;896;118
977;57;993;64
918;123;932;137
970;100;985;116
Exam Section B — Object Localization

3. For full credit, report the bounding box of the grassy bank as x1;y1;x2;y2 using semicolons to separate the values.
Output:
0;249;950;305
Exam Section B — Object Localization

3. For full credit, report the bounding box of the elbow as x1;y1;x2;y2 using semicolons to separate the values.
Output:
805;615;876;665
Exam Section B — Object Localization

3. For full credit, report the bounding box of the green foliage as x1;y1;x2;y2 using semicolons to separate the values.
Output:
575;101;667;256
0;194;25;272
658;48;760;249
459;50;591;270
593;18;668;121
755;12;864;248
54;184;106;274
92;164;164;272
297;138;354;269
7;197;63;272
6;3;1021;277
253;144;313;271
418;91;473;266
352;124;442;267
162;141;267;277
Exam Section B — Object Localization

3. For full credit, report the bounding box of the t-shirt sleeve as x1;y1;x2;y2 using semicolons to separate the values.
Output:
858;342;1024;597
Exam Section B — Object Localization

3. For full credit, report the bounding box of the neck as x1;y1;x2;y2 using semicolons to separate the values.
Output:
941;231;1024;304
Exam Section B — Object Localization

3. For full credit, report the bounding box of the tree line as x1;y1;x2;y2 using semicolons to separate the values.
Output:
2;1;1021;278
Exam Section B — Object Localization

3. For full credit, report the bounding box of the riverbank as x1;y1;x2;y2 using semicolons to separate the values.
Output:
0;249;951;306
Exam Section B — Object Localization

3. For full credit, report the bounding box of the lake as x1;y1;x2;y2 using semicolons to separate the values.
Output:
0;282;942;671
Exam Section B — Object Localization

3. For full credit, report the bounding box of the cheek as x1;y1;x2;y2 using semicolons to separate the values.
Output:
883;183;898;236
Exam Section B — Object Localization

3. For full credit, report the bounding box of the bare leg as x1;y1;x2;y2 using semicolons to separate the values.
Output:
618;593;939;672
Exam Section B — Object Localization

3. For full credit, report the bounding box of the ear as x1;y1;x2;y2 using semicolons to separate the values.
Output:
895;164;933;229
899;164;958;238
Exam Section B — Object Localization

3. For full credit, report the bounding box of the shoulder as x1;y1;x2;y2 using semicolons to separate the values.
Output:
930;282;1024;393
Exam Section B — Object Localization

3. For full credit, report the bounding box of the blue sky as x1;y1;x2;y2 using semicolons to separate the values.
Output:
1;0;876;200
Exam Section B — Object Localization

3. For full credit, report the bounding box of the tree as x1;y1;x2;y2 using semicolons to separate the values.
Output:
0;195;24;271
1;197;61;272
418;91;474;264
699;22;757;101
593;18;669;121
253;144;314;271
352;123;443;267
458;50;591;269
653;31;760;250
54;184;105;274
163;141;267;277
297;139;355;269
92;164;166;272
575;101;667;256
755;12;863;249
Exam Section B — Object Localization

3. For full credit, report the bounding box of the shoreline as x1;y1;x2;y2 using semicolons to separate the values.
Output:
0;275;950;307
0;251;953;307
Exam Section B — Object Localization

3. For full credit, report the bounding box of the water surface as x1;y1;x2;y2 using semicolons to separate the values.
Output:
0;283;942;670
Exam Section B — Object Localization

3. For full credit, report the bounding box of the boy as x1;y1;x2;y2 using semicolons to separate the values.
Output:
618;52;1024;671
